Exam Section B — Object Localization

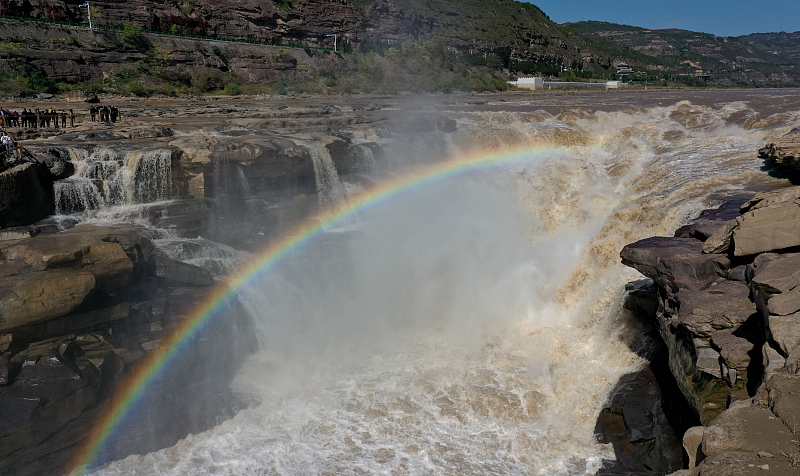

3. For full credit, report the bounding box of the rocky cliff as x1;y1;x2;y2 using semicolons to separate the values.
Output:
2;0;798;91
620;173;800;471
0;223;257;475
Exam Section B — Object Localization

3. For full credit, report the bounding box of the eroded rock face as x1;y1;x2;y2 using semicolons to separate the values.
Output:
621;231;745;423
0;224;256;476
759;128;800;175
595;368;684;473
622;187;800;475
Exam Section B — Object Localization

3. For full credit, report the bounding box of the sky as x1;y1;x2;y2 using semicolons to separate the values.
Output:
528;0;800;36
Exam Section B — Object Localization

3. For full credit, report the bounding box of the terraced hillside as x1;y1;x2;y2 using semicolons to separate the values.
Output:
567;21;800;86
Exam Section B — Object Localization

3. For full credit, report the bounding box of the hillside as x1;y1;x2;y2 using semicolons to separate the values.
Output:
0;0;798;95
567;21;800;87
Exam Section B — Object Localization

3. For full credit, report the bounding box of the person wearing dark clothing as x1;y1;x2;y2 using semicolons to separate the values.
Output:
110;107;118;123
69;109;75;128
90;106;97;122
61;112;67;129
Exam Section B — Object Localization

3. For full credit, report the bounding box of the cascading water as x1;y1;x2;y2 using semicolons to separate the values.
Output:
306;141;346;208
53;147;174;217
93;101;796;475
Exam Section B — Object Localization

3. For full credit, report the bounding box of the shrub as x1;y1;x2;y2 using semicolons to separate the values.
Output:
223;82;242;96
120;23;150;50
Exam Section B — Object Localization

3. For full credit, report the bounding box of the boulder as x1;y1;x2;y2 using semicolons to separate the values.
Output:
0;337;103;470
677;281;755;338
595;368;683;473
683;426;705;470
81;242;135;293
763;345;787;381
0;163;55;228
711;332;754;373
768;287;800;316
0;270;96;332
621;237;730;290
759;128;800;173
693;451;797;475
750;253;800;295
767;373;800;432
702;221;737;254
733;205;800;256
741;187;800;213
676;196;751;244
701;406;795;459
768;313;800;357
24;147;77;181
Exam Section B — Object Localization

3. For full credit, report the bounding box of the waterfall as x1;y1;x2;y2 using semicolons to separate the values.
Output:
91;100;784;476
54;178;104;215
307;142;346;208
54;148;174;216
130;150;174;203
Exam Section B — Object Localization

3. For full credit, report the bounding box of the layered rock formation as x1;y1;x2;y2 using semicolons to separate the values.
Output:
0;224;256;475
621;187;800;474
0;21;313;86
760;128;800;178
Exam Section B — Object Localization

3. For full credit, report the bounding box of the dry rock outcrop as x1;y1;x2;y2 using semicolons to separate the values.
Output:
0;224;256;476
760;128;800;176
621;187;800;474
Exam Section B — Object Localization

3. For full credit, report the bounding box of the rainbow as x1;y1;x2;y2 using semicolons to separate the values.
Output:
67;142;567;475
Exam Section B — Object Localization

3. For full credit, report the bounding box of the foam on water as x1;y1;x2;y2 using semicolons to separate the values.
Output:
92;101;791;475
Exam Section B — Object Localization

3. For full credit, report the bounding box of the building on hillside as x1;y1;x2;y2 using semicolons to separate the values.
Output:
615;62;634;75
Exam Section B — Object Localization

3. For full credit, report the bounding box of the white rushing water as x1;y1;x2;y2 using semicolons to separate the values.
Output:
93;101;797;476
306;140;347;209
54;147;174;216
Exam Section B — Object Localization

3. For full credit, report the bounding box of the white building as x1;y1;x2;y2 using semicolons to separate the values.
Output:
508;77;544;90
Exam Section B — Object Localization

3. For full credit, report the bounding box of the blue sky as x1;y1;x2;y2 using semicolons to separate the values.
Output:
528;0;800;36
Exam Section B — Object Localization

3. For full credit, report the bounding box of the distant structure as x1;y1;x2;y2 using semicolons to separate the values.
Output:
615;62;634;75
509;77;622;91
509;77;544;90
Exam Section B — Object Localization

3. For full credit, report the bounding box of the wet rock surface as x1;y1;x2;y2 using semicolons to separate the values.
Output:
622;185;800;474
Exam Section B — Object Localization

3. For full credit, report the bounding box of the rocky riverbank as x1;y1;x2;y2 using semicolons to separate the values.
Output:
0;224;257;475
1;90;799;474
619;131;800;473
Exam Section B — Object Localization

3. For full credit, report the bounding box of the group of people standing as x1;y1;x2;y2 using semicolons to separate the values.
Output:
0;109;76;129
90;105;121;123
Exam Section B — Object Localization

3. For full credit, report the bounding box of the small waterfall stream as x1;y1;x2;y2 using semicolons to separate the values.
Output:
307;142;346;208
54;148;174;215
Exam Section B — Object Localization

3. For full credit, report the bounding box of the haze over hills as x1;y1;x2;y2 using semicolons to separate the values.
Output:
0;0;798;95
